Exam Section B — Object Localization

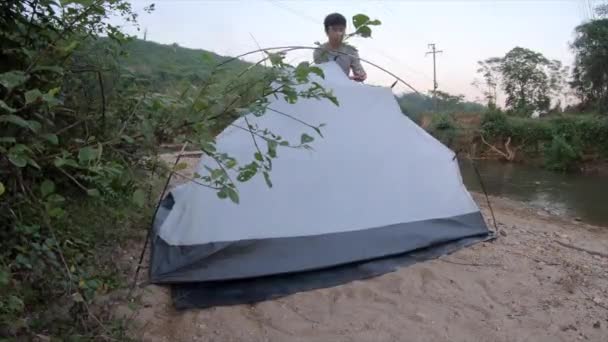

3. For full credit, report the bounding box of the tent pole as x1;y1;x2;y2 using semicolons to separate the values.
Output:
131;142;189;292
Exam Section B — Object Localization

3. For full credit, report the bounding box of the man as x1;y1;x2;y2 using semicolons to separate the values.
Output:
313;13;367;82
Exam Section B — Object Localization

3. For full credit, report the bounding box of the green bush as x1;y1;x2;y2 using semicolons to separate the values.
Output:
429;114;457;146
544;135;581;171
479;110;608;169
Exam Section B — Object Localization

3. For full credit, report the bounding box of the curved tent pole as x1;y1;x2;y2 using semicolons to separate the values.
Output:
216;45;422;95
218;45;497;233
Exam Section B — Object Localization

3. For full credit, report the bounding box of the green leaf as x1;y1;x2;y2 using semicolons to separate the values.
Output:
353;14;370;29
301;133;314;144
46;194;65;203
27;157;40;169
8;151;27;167
42;89;62;107
41;180;55;197
0;100;15;113
132;189;146;208
60;40;79;54
78;146;97;163
267;140;277;158
313;126;324;138
217;189;227;199
268;52;284;66
367;19;382;26
121;135;134;143
72;292;84;303
356;26;372;38
6;295;24;312
25;89;43;105
309;66;325;79
237;162;258;182
0;268;9;286
0;137;16;143
254;152;263;162
48;207;65;218
32;66;64;74
295;62;311;82
263;171;273;188
174;162;189;171
225;187;239;204
224;158;237;169
0;114;36;131
210;168;224;180
42;133;59;145
0;71;28;90
0;181;5;197
87;189;100;197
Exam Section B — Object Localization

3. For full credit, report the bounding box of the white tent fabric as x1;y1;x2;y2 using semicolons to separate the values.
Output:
157;62;479;246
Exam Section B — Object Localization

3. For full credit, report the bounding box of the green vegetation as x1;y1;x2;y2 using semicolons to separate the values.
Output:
397;91;485;122
571;18;608;113
422;110;608;172
474;47;568;115
0;1;382;339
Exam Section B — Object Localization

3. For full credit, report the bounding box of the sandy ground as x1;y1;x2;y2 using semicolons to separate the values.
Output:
113;154;608;342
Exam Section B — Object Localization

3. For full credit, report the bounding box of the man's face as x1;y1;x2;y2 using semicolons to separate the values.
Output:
326;25;346;44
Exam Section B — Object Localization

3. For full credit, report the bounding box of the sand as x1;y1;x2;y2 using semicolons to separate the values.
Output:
113;155;608;342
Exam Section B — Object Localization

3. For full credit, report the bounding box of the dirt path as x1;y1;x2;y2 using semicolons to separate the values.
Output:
116;155;608;342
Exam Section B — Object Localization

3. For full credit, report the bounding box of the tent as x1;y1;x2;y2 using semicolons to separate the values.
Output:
149;61;491;309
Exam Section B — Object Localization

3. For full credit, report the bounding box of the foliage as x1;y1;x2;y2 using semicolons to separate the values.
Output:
477;47;567;115
570;18;608;114
472;57;501;108
428;113;457;146
397;91;485;122
0;0;378;339
544;135;581;171
596;2;608;18
480;110;608;169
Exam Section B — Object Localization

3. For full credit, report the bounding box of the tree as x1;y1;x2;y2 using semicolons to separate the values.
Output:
596;2;608;18
570;18;608;113
478;47;563;115
500;47;561;114
473;57;501;108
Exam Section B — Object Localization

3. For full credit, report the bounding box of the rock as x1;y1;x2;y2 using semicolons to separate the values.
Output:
500;230;508;237
593;321;601;329
575;217;582;222
593;297;603;305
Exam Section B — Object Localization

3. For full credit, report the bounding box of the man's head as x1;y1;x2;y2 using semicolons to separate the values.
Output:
324;13;347;45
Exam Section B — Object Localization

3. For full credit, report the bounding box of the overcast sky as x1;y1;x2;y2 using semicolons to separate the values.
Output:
115;0;598;102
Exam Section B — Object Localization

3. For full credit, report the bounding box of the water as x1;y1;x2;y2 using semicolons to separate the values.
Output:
459;160;608;227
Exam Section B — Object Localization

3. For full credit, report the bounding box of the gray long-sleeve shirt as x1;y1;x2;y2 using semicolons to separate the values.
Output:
313;42;366;77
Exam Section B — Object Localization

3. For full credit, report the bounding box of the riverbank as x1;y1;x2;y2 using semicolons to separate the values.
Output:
110;174;607;342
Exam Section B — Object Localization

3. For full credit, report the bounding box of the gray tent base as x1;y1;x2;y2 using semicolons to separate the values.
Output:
168;232;493;310
151;193;493;310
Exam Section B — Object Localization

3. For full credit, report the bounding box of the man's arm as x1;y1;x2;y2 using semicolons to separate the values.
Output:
350;48;367;81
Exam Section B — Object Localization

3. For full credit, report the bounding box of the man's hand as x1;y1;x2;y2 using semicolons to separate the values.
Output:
350;71;367;82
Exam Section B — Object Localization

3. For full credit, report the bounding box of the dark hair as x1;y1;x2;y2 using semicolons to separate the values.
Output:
324;13;347;32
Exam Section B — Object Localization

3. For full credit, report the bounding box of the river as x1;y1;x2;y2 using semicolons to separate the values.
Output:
459;160;608;227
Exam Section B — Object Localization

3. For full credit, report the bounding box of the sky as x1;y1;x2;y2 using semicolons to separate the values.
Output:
114;0;599;102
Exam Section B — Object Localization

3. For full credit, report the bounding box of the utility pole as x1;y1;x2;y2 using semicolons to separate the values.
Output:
425;43;443;109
